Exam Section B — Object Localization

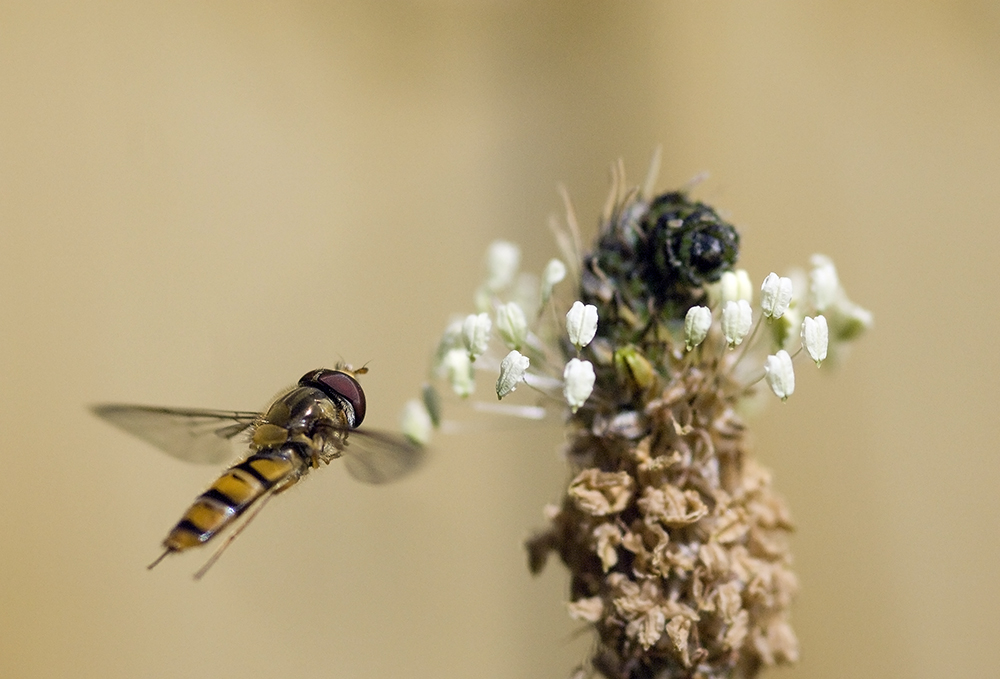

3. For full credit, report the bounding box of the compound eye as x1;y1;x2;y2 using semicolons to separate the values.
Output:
324;371;367;427
299;369;367;427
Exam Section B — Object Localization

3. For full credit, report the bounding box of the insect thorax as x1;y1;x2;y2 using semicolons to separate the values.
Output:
253;386;352;461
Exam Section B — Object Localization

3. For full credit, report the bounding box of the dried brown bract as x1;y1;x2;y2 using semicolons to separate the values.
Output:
528;359;799;679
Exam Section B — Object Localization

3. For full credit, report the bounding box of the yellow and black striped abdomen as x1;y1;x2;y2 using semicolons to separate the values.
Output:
163;449;303;552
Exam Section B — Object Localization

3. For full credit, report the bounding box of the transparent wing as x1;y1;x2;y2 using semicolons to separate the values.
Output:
341;428;426;485
91;404;260;465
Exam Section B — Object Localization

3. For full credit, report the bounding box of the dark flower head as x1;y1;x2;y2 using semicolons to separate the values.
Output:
643;191;740;298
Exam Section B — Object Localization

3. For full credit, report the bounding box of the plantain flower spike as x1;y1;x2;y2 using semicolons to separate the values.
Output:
415;155;872;679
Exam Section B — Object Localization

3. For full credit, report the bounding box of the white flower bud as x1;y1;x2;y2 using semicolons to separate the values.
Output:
495;302;528;350
496;350;530;399
566;301;599;349
442;348;474;397
719;269;753;304
801;315;829;365
775;304;802;351
421;383;442;428
541;258;567;303
831;298;874;341
511;272;541;320
563;358;595;412
764;350;795;401
400;399;433;445
809;254;839;312
433;319;465;374
760;272;794;319
437;318;464;349
684;305;712;351
485;240;520;292
461;312;492;360
721;299;752;347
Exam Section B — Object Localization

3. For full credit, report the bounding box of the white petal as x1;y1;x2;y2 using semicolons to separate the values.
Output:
496;350;530;399
566;301;599;349
719;269;753;304
684;305;712;351
541;258;567;303
461;312;492;359
761;272;794;319
721;299;752;347
495;302;528;350
400;399;433;445
830;298;874;341
809;254;840;312
485;240;521;292
735;269;753;303
764;350;795;401
563;358;596;411
442;348;475;397
801;315;829;365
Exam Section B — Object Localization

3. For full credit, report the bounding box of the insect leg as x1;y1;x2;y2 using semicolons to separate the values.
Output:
191;487;281;580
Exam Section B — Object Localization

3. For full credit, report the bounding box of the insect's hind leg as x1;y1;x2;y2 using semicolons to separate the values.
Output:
192;487;281;580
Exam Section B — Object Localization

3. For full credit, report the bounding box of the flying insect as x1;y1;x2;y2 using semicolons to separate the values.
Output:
92;366;424;579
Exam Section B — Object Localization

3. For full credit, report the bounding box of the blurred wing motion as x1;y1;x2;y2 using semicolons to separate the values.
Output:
91;404;259;465
341;429;426;485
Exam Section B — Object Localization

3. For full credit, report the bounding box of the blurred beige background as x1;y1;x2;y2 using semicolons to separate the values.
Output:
1;2;998;678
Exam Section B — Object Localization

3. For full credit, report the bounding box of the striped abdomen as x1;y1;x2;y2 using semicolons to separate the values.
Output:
163;447;306;552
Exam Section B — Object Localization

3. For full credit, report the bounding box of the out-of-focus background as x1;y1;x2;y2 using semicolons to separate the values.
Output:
2;2;997;678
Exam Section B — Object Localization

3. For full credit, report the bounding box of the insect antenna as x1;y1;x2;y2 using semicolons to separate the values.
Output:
192;488;279;580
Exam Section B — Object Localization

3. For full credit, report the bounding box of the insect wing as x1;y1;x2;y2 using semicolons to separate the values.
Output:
92;404;259;465
341;428;425;485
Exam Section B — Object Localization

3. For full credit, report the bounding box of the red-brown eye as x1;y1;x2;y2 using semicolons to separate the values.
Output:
298;369;367;427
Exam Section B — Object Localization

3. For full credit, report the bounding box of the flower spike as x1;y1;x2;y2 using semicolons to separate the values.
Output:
415;158;872;679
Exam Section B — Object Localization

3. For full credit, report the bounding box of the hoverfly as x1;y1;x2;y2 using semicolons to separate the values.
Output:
92;365;424;579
